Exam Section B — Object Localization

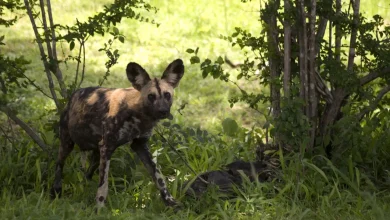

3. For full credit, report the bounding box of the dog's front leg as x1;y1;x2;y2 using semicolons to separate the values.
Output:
131;138;177;207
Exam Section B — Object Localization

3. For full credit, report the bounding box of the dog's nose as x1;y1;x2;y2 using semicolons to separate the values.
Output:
159;110;169;116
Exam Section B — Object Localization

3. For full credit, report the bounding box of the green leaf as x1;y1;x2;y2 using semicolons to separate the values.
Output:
186;48;194;54
222;118;239;136
216;56;224;65
118;36;125;43
190;56;200;64
195;47;199;55
202;70;209;78
113;27;119;35
162;122;171;127
70;41;75;51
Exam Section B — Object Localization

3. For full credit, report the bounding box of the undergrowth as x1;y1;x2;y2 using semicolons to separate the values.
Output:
1;122;390;219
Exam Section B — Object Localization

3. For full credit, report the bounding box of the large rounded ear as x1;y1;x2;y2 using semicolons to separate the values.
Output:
161;59;184;88
126;62;151;90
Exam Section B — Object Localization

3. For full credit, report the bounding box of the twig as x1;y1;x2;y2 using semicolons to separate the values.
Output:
7;117;17;144
21;72;53;99
0;106;49;151
74;42;83;87
0;124;14;145
78;40;86;88
154;128;209;185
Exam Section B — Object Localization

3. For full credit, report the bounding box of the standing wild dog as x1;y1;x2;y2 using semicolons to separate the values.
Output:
50;59;184;208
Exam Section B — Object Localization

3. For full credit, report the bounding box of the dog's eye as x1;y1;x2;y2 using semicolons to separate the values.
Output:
148;94;156;102
164;92;171;100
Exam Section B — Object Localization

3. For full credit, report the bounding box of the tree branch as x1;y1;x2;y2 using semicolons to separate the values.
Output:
0;106;49;151
358;85;390;121
359;67;390;86
24;0;60;110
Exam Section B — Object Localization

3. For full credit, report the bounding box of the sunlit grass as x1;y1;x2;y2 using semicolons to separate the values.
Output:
1;0;263;131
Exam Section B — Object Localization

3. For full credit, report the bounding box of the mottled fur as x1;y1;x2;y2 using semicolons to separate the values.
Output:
51;59;184;208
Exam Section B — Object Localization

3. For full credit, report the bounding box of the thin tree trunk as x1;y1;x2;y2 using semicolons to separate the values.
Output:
46;0;67;99
315;17;328;56
335;0;342;63
297;0;308;115
266;0;281;117
308;0;317;150
320;89;345;134
320;0;361;137
39;0;54;63
24;0;60;111
347;0;360;71
283;0;291;97
328;20;332;61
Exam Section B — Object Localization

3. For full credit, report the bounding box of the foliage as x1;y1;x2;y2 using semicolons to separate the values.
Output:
0;50;30;104
0;0;23;27
189;0;390;177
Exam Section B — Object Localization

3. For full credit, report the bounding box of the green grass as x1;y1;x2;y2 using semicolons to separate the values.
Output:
1;0;390;219
2;133;390;219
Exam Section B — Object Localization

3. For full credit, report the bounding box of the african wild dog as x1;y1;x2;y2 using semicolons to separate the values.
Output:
50;59;184;208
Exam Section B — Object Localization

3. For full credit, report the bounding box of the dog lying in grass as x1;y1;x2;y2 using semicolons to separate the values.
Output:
184;159;275;197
